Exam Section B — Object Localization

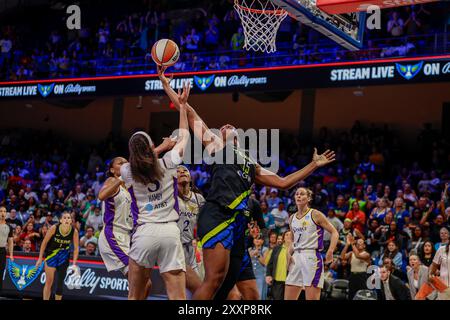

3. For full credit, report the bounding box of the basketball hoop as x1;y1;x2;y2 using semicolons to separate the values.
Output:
234;0;288;53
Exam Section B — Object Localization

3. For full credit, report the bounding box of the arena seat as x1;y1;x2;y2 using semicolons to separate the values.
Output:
328;279;349;300
353;290;378;300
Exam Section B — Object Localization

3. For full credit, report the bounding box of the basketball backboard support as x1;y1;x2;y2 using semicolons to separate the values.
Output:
272;0;366;50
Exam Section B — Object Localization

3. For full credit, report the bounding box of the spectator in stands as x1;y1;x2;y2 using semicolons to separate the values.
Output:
249;235;268;300
5;209;22;229
205;21;219;51
408;225;427;254
185;28;200;52
348;189;367;213
366;219;382;255
370;198;391;222
434;227;449;251
85;205;103;232
331;256;351;280
85;241;98;256
264;231;278;267
271;202;289;234
266;189;281;211
6;195;19;212
19;221;40;252
80;226;98;252
261;200;275;231
407;254;435;300
418;240;435;267
338;218;363;248
405;11;422;36
341;234;371;299
334;195;347;220
325;208;343;249
380;220;409;252
379;263;411;300
392;197;410;231
346;201;366;234
230;27;244;51
97;21;110;54
266;230;291;300
312;183;329;213
0;34;12;67
21;239;33;253
379;241;404;272
12;225;22;251
403;183;418;208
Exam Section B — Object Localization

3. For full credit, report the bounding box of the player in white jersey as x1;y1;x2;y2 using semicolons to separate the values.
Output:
98;157;134;275
176;165;205;294
122;83;190;300
285;187;339;300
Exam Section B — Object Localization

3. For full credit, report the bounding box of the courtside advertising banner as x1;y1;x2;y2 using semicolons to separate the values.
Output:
1;253;166;299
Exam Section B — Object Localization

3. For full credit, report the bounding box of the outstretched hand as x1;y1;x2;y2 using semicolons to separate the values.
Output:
157;64;173;85
312;148;336;167
177;82;191;106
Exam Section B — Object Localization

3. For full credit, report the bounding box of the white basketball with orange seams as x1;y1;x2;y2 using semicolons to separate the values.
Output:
151;39;180;66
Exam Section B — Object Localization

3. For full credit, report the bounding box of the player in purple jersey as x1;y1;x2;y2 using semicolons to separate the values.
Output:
285;187;339;300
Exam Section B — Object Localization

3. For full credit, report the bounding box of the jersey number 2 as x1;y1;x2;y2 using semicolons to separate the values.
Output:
183;220;189;232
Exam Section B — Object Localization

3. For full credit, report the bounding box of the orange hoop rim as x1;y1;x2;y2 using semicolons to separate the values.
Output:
234;1;287;16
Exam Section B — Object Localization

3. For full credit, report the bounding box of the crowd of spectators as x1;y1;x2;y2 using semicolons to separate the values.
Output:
0;0;448;80
0;120;449;299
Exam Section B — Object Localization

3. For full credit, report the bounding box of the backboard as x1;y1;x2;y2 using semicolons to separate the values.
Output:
272;0;366;50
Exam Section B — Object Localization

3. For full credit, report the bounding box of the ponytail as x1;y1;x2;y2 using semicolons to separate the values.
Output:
129;133;164;184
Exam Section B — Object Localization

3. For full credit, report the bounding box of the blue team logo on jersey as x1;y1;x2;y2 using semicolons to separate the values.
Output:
145;203;154;212
194;75;215;91
38;83;55;97
8;259;44;291
396;61;423;80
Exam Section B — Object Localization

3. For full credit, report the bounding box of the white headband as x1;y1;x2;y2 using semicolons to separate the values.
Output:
130;131;153;148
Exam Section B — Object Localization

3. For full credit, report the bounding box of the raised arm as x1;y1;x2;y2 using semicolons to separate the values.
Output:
341;234;353;261
255;148;335;190
171;82;191;158
158;65;223;154
154;137;177;157
98;177;123;201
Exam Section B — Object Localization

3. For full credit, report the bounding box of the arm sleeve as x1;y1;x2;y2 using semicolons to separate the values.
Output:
120;163;132;188
162;150;182;169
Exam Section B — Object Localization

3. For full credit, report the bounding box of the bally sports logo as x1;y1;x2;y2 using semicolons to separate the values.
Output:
37;83;97;97
442;62;450;74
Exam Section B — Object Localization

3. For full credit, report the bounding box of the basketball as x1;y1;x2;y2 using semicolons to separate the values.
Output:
151;39;180;67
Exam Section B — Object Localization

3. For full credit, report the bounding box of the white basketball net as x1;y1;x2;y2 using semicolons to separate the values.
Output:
234;0;288;53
